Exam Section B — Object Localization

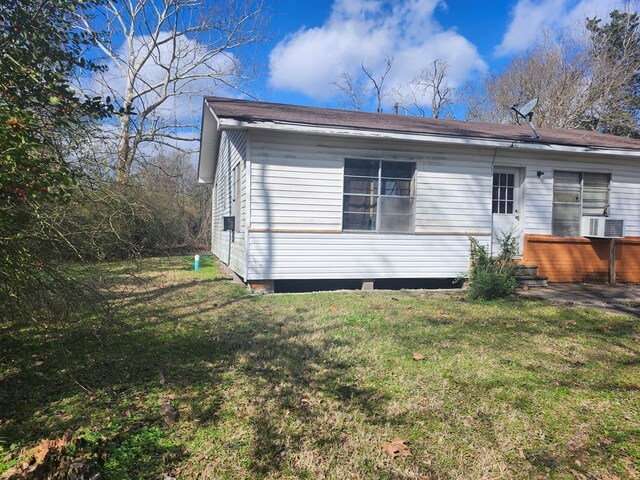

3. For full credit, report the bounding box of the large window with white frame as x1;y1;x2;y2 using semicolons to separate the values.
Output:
552;170;610;237
342;159;416;232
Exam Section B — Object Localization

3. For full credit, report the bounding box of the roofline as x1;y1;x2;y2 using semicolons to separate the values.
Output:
197;102;224;183
216;118;640;158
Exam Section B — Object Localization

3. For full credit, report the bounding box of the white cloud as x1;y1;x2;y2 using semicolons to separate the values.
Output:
496;0;628;56
268;0;487;102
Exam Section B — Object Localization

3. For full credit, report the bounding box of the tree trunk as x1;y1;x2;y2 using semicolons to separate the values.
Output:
115;114;132;183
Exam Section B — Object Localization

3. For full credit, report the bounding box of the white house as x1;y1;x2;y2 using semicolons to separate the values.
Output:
198;97;640;292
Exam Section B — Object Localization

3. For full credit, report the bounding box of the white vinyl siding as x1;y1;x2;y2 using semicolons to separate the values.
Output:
232;163;242;232
220;129;640;282
488;151;640;237
211;134;231;264
249;131;494;235
211;130;247;277
610;173;640;235
247;131;494;280
248;232;488;280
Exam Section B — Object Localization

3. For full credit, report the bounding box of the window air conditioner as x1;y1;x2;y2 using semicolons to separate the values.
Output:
581;216;625;238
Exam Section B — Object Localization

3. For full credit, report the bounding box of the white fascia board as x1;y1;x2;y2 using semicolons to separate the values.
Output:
216;118;640;159
197;104;222;184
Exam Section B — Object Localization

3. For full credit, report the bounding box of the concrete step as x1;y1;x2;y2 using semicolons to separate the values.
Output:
517;275;548;288
514;265;539;277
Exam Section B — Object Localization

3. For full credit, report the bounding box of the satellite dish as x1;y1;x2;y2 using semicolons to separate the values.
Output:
511;97;540;140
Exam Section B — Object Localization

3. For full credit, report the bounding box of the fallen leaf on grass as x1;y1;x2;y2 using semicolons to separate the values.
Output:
328;306;338;311
2;430;75;478
412;353;424;361
382;438;412;458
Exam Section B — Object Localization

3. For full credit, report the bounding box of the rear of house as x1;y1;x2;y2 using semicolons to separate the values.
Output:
198;97;640;292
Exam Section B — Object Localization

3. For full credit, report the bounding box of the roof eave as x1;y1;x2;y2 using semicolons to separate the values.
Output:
197;102;222;184
216;117;640;158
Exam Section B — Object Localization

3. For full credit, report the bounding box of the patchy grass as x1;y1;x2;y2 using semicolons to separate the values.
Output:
1;256;638;479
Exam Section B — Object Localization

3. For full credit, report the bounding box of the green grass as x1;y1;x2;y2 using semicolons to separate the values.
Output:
1;256;638;479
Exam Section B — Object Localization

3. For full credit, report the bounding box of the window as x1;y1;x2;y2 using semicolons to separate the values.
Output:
342;159;415;232
552;171;610;237
492;172;515;214
232;164;241;233
583;173;610;216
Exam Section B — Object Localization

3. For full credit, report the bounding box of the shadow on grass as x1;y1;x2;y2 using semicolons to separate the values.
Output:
1;265;638;478
0;268;387;478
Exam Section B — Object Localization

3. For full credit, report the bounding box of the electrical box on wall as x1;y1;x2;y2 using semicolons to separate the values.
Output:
223;216;235;231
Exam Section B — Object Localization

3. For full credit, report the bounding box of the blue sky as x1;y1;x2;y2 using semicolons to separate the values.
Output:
78;0;629;160
247;0;626;112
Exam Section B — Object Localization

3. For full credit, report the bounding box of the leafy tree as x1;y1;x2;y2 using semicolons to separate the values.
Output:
586;9;640;137
465;36;592;128
466;7;639;138
0;0;109;309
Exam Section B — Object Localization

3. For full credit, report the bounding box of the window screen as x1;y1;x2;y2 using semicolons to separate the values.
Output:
583;173;610;216
343;159;415;232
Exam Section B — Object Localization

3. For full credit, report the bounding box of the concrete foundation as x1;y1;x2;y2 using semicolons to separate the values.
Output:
231;270;244;284
361;280;374;291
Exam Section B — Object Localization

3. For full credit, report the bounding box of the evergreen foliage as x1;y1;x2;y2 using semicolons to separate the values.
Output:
0;0;109;313
586;10;640;137
466;233;519;301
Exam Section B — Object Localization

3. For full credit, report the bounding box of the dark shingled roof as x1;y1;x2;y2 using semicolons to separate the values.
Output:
205;96;640;152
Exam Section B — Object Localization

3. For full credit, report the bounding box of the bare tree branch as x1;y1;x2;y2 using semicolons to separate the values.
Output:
78;0;268;182
390;59;464;119
331;73;369;111
464;9;639;137
361;55;393;113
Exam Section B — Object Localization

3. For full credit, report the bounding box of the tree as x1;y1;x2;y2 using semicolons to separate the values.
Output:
0;0;110;306
361;55;393;113
466;8;640;137
331;72;369;112
585;9;640;137
332;55;394;113
79;0;267;182
465;36;592;128
0;0;108;210
391;59;465;118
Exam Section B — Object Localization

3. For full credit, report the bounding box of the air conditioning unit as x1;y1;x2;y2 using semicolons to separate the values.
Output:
581;216;625;238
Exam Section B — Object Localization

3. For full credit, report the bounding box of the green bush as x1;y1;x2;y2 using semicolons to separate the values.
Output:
466;233;519;300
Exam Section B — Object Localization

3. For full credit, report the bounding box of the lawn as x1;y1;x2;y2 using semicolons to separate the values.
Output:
1;256;638;479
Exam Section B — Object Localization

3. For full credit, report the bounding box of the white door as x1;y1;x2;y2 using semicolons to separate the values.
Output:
491;168;522;256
